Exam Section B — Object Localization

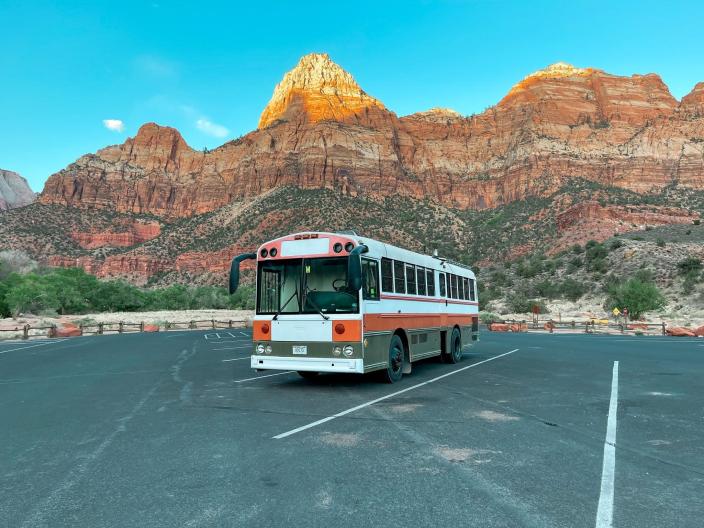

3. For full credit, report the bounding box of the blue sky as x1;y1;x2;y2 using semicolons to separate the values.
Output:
2;0;703;191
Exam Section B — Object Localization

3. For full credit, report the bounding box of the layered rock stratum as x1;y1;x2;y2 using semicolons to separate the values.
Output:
3;53;703;283
0;170;35;211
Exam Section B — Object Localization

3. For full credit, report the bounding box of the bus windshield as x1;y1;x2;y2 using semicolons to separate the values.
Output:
257;257;359;315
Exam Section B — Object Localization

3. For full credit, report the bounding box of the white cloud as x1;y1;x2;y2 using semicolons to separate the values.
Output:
196;118;229;138
103;119;125;132
134;54;178;78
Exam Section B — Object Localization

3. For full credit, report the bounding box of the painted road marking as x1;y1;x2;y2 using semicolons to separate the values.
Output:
212;346;251;351
596;361;619;528
0;340;67;355
233;371;294;383
273;348;520;440
222;357;250;362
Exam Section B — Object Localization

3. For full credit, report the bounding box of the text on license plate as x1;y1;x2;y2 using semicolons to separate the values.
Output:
292;345;308;355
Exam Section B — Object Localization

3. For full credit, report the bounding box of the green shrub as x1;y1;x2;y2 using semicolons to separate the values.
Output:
479;312;500;324
655;238;666;247
560;278;588;301
0;281;10;318
605;278;666;319
693;219;701;225
534;279;560;299
609;239;623;250
572;244;583;254
507;292;547;314
677;257;702;276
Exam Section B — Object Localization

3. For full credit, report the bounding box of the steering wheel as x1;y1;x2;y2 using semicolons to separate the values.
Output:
332;278;348;291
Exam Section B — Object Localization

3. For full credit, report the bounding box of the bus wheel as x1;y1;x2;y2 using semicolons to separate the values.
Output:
446;328;463;364
297;371;319;379
383;335;404;383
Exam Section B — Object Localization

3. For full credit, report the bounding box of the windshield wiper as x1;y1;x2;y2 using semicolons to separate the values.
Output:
303;286;330;320
272;287;299;321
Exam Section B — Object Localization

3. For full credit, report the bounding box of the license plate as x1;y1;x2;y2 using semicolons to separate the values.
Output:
292;345;307;355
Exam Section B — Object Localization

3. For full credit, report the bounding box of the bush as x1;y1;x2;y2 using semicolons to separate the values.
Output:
560;278;588;301
507;292;547;314
572;244;583;254
609;239;623;250
605;278;666;319
0;265;256;316
655;238;666;247
479;312;500;324
693;219;701;225
534;279;560;299
677;257;702;276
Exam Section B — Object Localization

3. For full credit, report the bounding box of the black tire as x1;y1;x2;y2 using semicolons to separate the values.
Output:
445;327;463;364
297;371;320;379
382;335;405;383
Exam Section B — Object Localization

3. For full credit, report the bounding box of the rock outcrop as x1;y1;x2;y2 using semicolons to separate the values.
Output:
70;219;161;249
37;56;704;218
0;170;35;211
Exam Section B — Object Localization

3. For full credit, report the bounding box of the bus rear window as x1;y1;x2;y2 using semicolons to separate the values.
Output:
469;278;476;301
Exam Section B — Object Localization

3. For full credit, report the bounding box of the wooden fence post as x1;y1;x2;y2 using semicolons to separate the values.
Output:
23;324;29;340
662;322;666;336
98;322;103;335
119;321;124;333
140;322;145;332
189;320;195;329
228;320;233;328
211;319;216;329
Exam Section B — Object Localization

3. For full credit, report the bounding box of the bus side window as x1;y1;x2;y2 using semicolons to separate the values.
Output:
469;278;476;301
417;267;426;296
450;274;458;299
381;258;393;292
426;269;435;296
439;272;446;297
362;259;380;300
406;264;417;295
394;260;406;294
462;277;469;300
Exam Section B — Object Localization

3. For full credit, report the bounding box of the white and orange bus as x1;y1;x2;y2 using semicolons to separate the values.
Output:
229;231;479;383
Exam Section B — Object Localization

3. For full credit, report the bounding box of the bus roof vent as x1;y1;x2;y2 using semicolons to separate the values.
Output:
336;230;359;236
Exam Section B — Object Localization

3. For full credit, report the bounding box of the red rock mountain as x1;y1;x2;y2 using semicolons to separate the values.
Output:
39;54;704;219
0;54;701;284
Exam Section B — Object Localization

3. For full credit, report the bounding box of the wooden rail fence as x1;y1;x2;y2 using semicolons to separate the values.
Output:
0;318;248;340
487;318;667;336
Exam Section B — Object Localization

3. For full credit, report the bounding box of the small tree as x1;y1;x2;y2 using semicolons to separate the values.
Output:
605;278;665;320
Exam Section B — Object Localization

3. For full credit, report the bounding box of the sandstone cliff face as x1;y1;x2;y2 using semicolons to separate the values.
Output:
0;170;35;211
70;219;161;249
38;56;704;218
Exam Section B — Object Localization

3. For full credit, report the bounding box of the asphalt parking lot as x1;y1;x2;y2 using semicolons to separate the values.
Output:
1;330;703;527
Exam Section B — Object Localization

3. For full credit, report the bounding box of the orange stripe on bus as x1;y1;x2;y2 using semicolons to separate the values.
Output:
332;320;362;342
364;313;476;332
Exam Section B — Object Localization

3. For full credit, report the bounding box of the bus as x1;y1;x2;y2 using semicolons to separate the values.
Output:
229;231;479;383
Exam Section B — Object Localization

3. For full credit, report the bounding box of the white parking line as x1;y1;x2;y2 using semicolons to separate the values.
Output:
596;361;619;528
233;371;295;383
0;340;66;355
273;348;520;439
222;357;250;362
212;346;251;351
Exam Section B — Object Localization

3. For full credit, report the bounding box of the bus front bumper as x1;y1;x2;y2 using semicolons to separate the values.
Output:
251;355;364;374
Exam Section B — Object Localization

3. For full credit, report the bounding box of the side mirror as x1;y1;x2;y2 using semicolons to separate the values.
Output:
347;244;369;291
229;253;256;294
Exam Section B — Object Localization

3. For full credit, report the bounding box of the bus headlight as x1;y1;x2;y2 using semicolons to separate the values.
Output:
265;345;272;355
256;344;265;355
343;345;354;357
332;346;342;356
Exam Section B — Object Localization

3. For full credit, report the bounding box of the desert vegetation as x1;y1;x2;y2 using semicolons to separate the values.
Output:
0;251;253;318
